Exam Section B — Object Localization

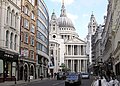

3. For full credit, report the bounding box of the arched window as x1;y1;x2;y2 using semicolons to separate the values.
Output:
10;33;13;49
6;30;9;47
15;13;18;28
14;35;17;50
11;10;15;26
6;7;10;24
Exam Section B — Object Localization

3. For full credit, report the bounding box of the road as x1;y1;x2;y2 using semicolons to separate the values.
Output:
18;78;93;86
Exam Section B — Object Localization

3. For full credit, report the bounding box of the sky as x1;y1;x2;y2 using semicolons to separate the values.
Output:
44;0;108;40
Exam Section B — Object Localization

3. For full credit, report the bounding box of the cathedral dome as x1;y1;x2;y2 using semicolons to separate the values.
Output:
57;2;74;28
57;17;74;28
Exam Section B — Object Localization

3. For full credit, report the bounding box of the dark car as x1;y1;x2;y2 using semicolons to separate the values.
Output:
81;72;90;79
65;72;82;86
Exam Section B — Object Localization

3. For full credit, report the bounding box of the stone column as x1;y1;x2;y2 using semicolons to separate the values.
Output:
73;45;74;55
80;60;81;72
79;45;81;55
71;45;72;55
83;60;86;71
73;60;74;72
78;60;80;72
67;45;68;55
77;45;79;55
67;59;68;68
71;60;72;72
85;60;87;72
83;45;86;55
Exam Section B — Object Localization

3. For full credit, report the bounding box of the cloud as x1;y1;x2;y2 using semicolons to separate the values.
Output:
67;13;78;25
51;0;74;5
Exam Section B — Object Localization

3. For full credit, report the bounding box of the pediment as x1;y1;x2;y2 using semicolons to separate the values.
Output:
65;37;86;44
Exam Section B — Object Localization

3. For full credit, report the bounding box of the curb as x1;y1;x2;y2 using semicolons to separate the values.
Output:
0;78;49;86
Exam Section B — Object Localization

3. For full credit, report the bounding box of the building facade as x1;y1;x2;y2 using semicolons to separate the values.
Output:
111;0;120;77
86;14;98;65
0;0;21;82
19;0;49;80
91;23;105;75
19;0;37;80
49;1;88;75
36;0;49;78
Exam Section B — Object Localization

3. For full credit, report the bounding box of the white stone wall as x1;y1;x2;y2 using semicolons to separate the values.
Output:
0;0;20;53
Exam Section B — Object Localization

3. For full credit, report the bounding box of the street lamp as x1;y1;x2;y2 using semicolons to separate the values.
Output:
15;65;17;84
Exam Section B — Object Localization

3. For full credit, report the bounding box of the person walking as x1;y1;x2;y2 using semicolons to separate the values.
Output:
91;76;110;86
109;76;120;86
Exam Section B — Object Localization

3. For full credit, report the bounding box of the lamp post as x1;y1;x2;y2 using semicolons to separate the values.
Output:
15;64;17;84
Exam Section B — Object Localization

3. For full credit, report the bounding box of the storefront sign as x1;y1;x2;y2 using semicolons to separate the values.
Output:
0;60;3;73
4;53;13;58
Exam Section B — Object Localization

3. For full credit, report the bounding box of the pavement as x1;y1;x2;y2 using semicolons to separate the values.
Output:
0;78;49;86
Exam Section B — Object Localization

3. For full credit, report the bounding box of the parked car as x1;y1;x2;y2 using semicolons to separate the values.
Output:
81;72;90;79
65;72;82;86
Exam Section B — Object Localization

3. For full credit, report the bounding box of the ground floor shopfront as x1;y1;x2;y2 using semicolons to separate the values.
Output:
36;55;48;79
0;49;18;83
18;58;36;81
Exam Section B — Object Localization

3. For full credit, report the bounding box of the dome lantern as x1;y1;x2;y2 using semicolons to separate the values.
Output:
57;0;74;28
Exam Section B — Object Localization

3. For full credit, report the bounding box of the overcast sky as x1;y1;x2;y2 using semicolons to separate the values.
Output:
44;0;108;40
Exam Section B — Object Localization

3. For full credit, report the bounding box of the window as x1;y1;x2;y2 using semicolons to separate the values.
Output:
6;7;10;24
6;30;9;47
30;36;34;46
24;48;29;57
24;33;28;43
28;0;35;6
21;32;24;42
30;50;34;59
14;35;17;50
10;33;13;49
24;19;29;29
51;50;53;55
53;35;56;38
30;24;35;33
36;42;42;50
31;12;35;20
11;10;14;26
53;27;55;31
24;6;29;15
15;13;18;28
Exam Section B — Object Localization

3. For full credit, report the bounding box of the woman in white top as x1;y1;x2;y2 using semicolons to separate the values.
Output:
109;76;120;86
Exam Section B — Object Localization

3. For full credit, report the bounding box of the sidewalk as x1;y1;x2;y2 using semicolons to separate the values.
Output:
0;78;48;86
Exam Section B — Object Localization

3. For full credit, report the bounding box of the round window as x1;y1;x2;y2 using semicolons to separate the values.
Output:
53;35;56;38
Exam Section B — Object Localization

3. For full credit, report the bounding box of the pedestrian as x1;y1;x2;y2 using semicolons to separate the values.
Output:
109;76;120;86
54;73;56;78
91;76;99;86
40;73;43;80
91;76;110;86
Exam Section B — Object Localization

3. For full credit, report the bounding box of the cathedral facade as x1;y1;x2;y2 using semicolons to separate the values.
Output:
49;2;88;74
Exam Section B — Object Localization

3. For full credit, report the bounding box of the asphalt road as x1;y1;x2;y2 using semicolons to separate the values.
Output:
16;77;93;86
